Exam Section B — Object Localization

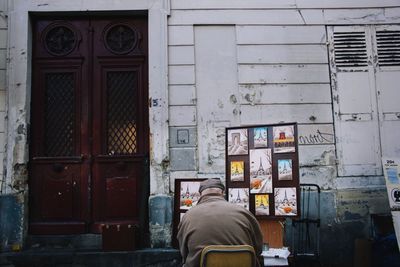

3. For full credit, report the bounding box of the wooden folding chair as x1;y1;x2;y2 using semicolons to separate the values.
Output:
200;244;256;267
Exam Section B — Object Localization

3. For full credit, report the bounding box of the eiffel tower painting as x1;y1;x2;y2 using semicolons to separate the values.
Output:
254;127;268;148
274;187;297;216
278;159;293;180
229;188;249;210
250;149;272;194
230;161;244;182
255;194;269;215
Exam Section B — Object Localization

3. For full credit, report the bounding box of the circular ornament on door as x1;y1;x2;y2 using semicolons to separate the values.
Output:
44;25;77;56
104;24;138;54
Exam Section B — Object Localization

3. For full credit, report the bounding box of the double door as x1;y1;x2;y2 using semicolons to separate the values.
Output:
29;16;149;234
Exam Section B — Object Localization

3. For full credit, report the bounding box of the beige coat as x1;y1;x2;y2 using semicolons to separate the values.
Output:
177;193;263;267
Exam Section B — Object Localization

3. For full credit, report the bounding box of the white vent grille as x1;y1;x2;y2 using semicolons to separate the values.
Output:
333;32;368;68
376;30;400;67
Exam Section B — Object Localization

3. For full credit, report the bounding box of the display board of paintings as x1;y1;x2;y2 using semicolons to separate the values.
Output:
226;123;300;218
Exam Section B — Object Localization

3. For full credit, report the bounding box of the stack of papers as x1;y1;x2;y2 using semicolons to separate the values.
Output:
262;247;290;266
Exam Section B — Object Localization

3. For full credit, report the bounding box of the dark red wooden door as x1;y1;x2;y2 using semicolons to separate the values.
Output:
29;16;148;235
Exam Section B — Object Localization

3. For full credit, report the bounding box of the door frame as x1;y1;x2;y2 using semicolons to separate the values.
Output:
5;0;170;245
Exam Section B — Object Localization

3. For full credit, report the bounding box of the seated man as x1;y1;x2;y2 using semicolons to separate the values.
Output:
177;178;263;267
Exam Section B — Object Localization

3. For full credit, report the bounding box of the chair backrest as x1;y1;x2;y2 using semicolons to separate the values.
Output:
200;245;256;267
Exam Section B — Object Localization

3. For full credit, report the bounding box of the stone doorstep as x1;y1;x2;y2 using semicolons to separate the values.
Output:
0;248;182;267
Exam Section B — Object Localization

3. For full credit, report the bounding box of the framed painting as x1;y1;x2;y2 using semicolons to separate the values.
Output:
228;188;250;210
255;194;270;216
273;125;295;153
173;178;206;247
274;187;298;216
278;159;293;181
250;148;272;194
227;128;248;155
230;160;245;182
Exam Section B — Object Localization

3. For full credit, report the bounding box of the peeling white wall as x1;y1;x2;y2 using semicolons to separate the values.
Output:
167;1;400;192
0;0;7;192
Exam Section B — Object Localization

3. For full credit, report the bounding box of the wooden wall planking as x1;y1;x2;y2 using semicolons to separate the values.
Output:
259;220;285;248
168;65;195;85
239;84;331;104
168;46;195;65
299;144;336;167
171;0;400;9
195;26;239;173
169;106;197;126
168;25;194;45
238;65;330;84
237;44;328;64
168;10;304;25
168;8;400;26
298;124;334;145
240;104;333;124
236;26;326;45
169;85;196;106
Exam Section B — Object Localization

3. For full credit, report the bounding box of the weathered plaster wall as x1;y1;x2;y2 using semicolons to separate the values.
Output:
0;0;7;192
167;1;399;266
0;0;399;264
1;0;171;250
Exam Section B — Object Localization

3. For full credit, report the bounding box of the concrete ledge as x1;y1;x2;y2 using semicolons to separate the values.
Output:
0;248;181;267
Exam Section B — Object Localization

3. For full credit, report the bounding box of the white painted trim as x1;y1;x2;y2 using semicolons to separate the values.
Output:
5;0;170;196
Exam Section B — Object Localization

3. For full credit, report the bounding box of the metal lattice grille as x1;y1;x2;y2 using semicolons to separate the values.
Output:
44;73;75;156
333;31;368;68
107;71;137;155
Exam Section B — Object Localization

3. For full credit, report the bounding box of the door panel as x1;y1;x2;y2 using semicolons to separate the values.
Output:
30;16;148;235
90;18;148;231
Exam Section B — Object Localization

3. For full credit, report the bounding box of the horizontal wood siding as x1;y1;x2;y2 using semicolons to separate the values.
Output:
168;26;194;45
171;0;399;9
168;10;304;25
240;104;333;124
168;65;195;85
169;106;197;126
168;8;400;25
238;65;330;84
237;45;328;64
239;84;331;104
168;46;195;65
169;85;196;106
167;2;400;186
236;26;326;45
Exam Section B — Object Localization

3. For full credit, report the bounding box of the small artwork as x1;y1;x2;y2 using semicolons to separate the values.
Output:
227;129;248;155
230;161;245;182
180;181;202;210
250;149;272;194
255;194;269;216
278;159;293;181
273;125;295;153
229;188;250;210
386;167;400;184
274;187;297;216
253;127;268;148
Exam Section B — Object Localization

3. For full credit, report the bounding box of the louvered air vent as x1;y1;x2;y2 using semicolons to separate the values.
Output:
333;32;368;68
376;30;400;67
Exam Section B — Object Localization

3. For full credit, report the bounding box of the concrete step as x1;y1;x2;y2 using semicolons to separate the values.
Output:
26;235;102;251
0;248;181;267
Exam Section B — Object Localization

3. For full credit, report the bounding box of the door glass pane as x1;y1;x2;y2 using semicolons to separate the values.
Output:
106;71;137;155
44;72;75;157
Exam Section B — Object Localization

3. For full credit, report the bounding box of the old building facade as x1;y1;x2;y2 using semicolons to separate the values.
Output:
0;0;399;266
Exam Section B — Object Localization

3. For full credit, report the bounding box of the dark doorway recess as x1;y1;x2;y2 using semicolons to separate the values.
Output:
29;14;149;243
